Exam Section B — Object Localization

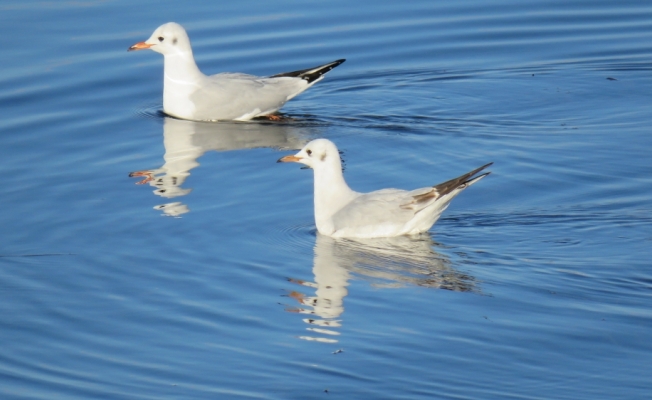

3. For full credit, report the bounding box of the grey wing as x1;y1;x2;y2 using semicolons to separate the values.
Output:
331;189;418;232
190;73;307;120
215;72;262;80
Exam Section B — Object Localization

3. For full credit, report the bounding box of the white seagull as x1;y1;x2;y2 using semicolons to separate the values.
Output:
278;139;492;238
128;22;345;121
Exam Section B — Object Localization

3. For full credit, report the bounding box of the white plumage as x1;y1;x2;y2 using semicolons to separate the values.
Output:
278;139;492;238
128;22;345;121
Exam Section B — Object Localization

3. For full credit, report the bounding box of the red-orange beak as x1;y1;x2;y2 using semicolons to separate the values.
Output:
128;42;154;52
277;155;302;163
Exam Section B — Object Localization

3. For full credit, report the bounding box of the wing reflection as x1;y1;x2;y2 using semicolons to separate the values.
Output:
130;117;308;216
286;233;479;343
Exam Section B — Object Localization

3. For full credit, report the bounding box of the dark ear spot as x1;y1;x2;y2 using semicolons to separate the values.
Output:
173;38;178;45
320;153;326;161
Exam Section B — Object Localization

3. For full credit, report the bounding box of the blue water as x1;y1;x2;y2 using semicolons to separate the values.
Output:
1;0;651;398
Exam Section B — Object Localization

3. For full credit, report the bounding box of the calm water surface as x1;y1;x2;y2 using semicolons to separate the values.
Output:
1;0;651;399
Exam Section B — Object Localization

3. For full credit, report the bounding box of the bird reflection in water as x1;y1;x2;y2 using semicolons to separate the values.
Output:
285;233;479;343
129;117;308;216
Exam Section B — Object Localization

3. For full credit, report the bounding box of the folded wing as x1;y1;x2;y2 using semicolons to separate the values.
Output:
401;163;493;213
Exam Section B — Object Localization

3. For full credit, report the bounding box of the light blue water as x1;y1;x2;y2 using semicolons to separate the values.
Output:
1;0;651;399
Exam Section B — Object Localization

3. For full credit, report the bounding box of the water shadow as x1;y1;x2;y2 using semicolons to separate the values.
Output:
285;233;478;343
130;117;308;216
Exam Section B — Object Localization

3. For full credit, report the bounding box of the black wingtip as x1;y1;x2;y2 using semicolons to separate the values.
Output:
467;162;493;178
431;162;493;197
269;59;347;83
462;163;493;185
472;171;492;181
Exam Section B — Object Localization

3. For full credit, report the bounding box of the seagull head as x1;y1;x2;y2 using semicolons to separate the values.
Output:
277;139;342;171
128;22;192;55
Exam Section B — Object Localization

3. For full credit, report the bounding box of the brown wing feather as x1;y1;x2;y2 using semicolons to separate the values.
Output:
403;162;493;209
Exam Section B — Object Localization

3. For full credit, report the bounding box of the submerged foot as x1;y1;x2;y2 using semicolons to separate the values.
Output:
256;113;294;122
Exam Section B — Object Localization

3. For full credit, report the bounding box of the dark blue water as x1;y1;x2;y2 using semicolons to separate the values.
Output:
1;0;651;398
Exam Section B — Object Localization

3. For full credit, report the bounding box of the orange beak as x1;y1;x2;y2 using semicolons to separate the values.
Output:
277;155;302;163
128;42;154;52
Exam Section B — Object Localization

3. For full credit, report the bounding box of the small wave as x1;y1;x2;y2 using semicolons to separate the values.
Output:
260;223;316;253
444;207;652;229
133;102;166;120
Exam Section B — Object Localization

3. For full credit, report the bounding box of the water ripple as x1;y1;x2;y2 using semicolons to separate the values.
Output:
132;102;166;120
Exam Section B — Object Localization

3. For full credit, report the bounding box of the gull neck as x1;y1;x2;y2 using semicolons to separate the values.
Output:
312;157;358;231
163;50;203;83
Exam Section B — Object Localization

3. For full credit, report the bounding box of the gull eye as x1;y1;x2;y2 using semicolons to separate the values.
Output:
158;36;164;42
306;149;312;156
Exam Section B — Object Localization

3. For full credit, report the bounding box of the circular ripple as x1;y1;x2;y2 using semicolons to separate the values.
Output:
133;102;166;120
261;223;317;254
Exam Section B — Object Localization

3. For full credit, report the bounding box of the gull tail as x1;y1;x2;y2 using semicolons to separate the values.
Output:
270;59;346;84
432;162;493;198
407;163;493;209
